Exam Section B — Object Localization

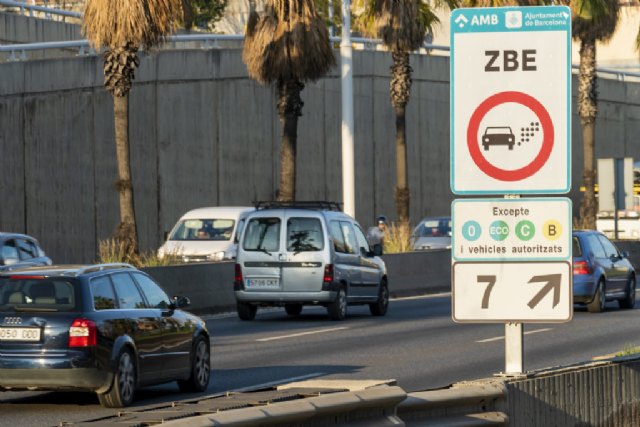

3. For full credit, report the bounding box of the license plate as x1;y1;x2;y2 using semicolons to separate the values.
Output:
0;327;41;342
246;278;280;289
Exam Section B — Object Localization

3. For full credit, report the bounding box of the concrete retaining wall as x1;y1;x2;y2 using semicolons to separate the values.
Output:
143;250;452;315
1;15;640;264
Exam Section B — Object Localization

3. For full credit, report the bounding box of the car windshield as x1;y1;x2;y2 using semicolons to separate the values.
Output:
417;219;451;237
0;277;81;312
169;219;235;241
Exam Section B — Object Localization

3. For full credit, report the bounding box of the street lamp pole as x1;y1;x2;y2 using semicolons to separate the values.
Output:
340;0;355;217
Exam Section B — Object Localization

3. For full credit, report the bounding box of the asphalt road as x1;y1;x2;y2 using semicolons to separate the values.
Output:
2;292;640;426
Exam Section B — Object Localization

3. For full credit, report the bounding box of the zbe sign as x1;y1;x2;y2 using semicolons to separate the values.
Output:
450;6;572;195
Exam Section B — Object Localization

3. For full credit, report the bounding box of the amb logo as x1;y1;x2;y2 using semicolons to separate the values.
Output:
471;14;498;26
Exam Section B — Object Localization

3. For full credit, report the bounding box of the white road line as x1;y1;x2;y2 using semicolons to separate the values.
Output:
257;327;348;342
230;373;325;393
476;328;553;343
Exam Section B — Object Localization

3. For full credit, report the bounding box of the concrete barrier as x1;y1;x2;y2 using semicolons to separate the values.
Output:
77;355;640;426
142;250;452;315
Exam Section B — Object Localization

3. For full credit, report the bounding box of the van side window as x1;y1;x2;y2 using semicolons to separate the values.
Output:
329;221;347;253
244;218;281;252
353;224;371;255
287;218;324;252
340;221;358;254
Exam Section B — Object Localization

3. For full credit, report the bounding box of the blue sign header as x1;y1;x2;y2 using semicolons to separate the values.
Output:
451;6;571;34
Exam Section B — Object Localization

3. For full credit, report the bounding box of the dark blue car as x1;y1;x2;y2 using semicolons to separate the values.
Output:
0;263;210;407
573;230;636;313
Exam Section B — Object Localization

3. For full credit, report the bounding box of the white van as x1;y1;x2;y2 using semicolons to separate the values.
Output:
158;206;254;262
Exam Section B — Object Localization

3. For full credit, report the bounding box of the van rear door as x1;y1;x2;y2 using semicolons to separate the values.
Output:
280;215;327;292
240;215;284;292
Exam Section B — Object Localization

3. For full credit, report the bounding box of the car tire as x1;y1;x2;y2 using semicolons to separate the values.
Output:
178;335;210;393
369;280;389;316
237;302;257;321
327;287;347;321
587;280;606;313
97;349;136;408
285;304;303;316
619;275;636;309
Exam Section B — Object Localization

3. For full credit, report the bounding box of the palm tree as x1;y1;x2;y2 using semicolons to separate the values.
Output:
570;0;620;229
82;0;183;258
242;0;336;201
356;0;456;229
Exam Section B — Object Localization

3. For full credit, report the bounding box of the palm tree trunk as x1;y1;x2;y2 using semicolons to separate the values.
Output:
577;38;598;230
113;94;139;257
276;78;304;202
390;50;411;226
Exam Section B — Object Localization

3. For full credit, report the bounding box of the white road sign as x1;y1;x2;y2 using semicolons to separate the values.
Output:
452;197;572;262
452;261;572;323
450;6;571;195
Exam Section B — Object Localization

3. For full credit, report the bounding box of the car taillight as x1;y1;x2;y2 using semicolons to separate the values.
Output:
68;319;97;347
323;264;334;283
573;260;590;275
235;263;243;283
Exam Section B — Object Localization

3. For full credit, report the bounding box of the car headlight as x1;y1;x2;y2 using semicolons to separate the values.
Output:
207;251;226;261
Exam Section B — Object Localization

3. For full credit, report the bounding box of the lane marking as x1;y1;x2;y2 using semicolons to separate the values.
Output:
202;293;452;320
476;328;553;343
257;327;348;342
230;373;324;392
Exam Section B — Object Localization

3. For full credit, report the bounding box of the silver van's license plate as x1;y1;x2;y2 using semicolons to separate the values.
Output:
0;327;41;341
246;278;279;288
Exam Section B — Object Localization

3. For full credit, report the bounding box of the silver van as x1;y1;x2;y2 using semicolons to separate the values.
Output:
234;202;388;320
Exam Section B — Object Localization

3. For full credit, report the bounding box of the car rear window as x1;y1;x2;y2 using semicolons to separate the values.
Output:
418;220;451;237
287;218;324;252
0;277;80;312
572;236;582;257
243;217;281;252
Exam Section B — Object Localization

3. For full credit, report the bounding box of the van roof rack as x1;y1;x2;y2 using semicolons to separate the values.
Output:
254;201;343;212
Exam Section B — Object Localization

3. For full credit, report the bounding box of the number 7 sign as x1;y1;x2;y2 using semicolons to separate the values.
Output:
452;261;572;323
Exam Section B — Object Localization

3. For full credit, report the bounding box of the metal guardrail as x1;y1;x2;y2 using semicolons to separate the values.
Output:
0;0;81;20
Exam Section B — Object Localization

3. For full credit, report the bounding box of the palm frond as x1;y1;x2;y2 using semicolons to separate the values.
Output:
243;0;336;85
82;0;183;50
571;0;620;42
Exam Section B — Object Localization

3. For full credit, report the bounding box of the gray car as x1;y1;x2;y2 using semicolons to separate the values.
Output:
411;217;452;251
0;233;52;271
234;201;388;321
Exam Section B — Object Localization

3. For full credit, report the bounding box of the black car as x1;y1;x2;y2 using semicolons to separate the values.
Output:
573;230;636;313
0;263;210;407
0;232;52;271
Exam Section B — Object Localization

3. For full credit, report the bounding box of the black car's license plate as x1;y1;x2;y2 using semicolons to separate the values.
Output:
0;327;41;341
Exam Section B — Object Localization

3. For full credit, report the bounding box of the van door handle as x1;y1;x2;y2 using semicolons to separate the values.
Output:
278;253;286;261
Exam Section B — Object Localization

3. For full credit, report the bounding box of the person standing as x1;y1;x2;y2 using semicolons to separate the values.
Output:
367;215;388;255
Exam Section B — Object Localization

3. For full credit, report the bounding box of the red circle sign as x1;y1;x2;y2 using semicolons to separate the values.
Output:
466;91;554;182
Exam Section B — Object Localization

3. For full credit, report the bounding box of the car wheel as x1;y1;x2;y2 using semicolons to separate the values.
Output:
178;335;210;393
327;287;347;321
619;275;636;309
285;304;303;316
97;349;136;408
237;302;257;321
587;280;606;313
369;280;389;316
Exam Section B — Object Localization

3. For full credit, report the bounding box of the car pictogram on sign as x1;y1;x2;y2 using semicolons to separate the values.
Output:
482;126;515;150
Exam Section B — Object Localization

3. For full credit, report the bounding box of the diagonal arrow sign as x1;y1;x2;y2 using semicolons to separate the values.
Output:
527;274;562;309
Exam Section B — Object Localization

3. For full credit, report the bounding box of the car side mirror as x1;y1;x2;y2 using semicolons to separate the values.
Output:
171;295;191;309
163;231;169;241
360;247;374;258
372;244;383;256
